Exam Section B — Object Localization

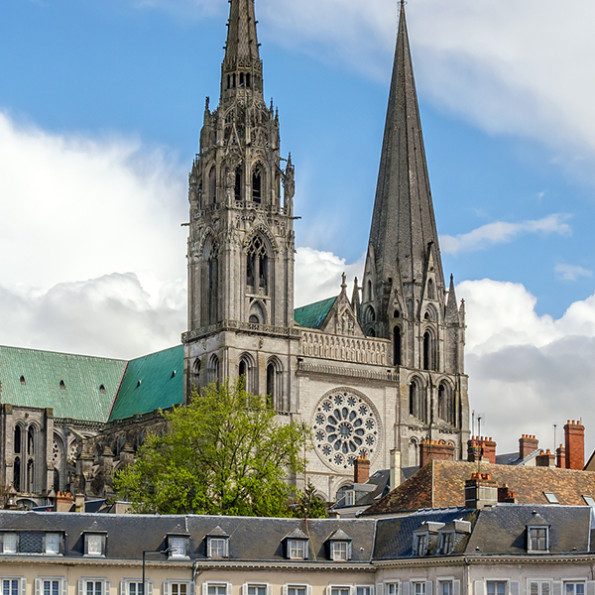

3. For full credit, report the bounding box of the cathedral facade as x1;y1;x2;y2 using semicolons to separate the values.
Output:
0;0;469;505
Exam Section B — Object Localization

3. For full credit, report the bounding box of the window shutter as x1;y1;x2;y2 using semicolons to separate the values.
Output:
147;583;153;595
78;580;84;595
266;585;271;595
20;579;26;595
189;582;195;595
226;584;232;595
61;580;67;595
376;585;383;595
453;582;460;595
474;582;485;595
35;578;41;595
587;583;595;595
105;580;111;595
163;583;170;595
282;586;288;595
426;583;433;595
120;581;126;595
403;584;410;595
307;587;312;595
202;583;209;595
552;584;562;595
510;582;520;595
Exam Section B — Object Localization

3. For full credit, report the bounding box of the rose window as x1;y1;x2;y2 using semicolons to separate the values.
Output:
312;391;380;470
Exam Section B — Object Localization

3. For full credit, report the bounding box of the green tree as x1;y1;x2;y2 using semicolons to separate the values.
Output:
292;481;328;519
114;380;306;516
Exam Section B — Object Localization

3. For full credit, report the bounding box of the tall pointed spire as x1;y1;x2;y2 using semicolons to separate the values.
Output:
221;0;263;100
368;2;444;288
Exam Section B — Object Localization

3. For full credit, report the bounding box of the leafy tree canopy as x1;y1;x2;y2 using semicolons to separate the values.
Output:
115;380;306;516
292;481;328;519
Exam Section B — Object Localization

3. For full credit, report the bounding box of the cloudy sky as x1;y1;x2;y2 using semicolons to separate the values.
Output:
3;0;595;455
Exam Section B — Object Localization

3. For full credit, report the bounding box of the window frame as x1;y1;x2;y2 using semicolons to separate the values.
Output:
486;581;508;595
167;536;189;560
413;532;428;556
563;583;586;595
287;538;308;560
84;534;106;557
437;580;454;595
527;580;551;595
330;540;351;562
1;534;17;555
36;577;66;595
120;580;153;595
79;578;110;595
328;586;351;595
44;533;61;556
411;583;426;595
384;583;400;595
284;585;310;595
244;584;269;595
439;531;454;555
0;578;24;595
202;583;228;595
527;526;549;553
207;537;228;559
164;581;194;595
355;586;374;595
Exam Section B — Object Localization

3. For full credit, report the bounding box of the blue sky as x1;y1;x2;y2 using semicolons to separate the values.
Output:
3;0;595;453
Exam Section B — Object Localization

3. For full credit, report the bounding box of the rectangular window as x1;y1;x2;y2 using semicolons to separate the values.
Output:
169;538;187;559
288;540;308;560
207;538;228;559
247;586;267;595
330;588;350;595
85;581;105;595
125;583;144;595
385;584;399;595
439;532;454;554
528;528;548;552
42;580;61;595
331;541;349;561
206;585;226;595
85;535;104;557
529;582;551;595
412;583;426;595
543;492;559;504
287;587;307;595
486;582;507;595
414;534;428;556
439;582;453;595
45;534;60;555
2;535;17;554
1;580;20;595
170;584;190;595
356;588;373;595
564;584;585;595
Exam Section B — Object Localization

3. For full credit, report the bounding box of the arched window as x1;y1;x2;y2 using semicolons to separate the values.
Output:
28;427;35;456
14;426;21;454
208;166;216;204
252;164;263;203
367;280;372;301
438;382;456;426
238;353;257;394
423;330;436;371
246;236;269;295
409;378;427;422
14;457;20;492
208;355;220;385
409;438;420;467
365;305;376;323
248;301;266;325
266;358;283;411
193;359;201;386
393;326;402;366
234;166;242;201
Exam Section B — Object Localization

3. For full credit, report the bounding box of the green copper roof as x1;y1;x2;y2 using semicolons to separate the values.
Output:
108;345;184;422
0;346;126;422
294;296;337;330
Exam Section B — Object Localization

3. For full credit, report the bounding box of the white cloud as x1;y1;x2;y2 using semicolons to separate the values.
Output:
440;214;571;255
460;279;595;455
555;264;593;282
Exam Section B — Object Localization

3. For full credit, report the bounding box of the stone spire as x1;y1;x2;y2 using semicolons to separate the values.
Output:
368;2;444;288
221;0;263;100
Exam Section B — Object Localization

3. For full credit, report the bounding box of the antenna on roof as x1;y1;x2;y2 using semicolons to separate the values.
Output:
553;424;557;453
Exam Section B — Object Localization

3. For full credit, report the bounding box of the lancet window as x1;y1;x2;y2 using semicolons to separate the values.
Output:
246;236;269;295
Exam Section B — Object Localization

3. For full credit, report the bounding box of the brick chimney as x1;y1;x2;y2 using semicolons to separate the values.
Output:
420;439;455;467
465;473;498;509
55;491;74;513
467;436;496;464
556;444;566;469
498;484;516;503
519;434;539;460
565;420;585;470
354;456;370;484
536;449;555;467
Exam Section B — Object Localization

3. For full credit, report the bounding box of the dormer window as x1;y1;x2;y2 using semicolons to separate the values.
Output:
330;541;350;562
84;532;106;557
207;536;229;558
438;531;454;554
527;526;549;552
414;533;428;556
45;533;61;555
168;535;189;559
2;533;17;554
284;528;309;560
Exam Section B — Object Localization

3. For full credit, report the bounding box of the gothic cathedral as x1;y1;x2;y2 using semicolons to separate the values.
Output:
182;0;470;499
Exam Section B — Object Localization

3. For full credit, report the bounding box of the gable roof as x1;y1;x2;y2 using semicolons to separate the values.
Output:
0;345;126;422
364;460;595;515
108;345;184;421
294;296;338;329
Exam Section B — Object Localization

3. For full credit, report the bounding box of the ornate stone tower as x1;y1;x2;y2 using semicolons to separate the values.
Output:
183;0;297;402
360;3;469;464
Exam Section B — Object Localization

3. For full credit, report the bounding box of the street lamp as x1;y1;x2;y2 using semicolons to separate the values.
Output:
142;548;172;595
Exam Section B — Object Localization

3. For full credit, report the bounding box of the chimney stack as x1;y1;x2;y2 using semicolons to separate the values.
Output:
564;420;585;470
354;456;370;484
498;484;516;503
536;449;556;467
467;436;496;464
556;444;566;469
465;473;498;509
519;434;539;460
420;439;455;468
